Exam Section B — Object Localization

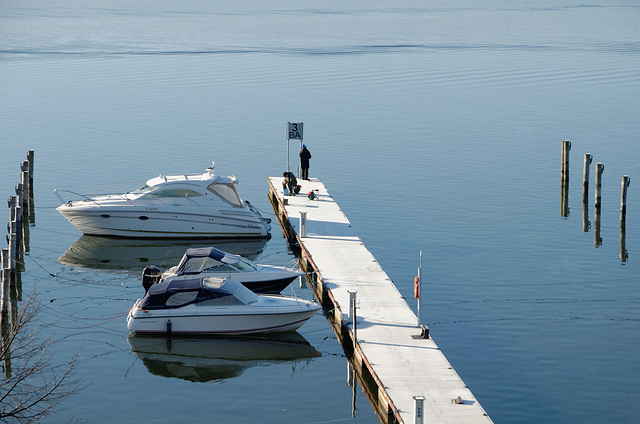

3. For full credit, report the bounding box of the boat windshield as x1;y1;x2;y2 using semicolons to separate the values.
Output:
207;182;243;207
231;285;258;305
181;257;226;274
142;188;203;198
233;258;258;272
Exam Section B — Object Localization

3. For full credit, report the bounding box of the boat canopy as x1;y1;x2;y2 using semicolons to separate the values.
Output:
173;247;256;276
139;276;257;309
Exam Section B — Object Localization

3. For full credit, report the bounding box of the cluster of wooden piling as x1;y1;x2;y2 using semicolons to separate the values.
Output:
1;150;34;375
561;141;631;260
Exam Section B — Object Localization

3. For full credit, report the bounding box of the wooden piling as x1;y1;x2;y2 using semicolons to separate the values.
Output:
1;249;9;327
595;163;604;210
583;153;592;196
620;175;630;223
561;140;571;182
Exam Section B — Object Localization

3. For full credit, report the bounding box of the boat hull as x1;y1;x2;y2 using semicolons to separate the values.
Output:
127;297;320;335
57;206;270;238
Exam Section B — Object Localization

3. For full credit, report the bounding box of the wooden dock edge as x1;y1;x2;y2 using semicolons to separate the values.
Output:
268;181;402;424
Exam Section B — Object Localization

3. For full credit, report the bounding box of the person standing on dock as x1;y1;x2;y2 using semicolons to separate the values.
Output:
300;144;312;180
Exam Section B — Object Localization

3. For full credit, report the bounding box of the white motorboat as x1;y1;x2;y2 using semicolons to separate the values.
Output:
152;246;303;294
127;276;321;335
55;163;271;238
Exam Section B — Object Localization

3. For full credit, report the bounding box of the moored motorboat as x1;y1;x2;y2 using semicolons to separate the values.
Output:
55;162;271;238
155;246;303;294
127;276;320;335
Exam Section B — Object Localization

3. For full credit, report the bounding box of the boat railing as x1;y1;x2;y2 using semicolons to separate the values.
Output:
53;183;140;206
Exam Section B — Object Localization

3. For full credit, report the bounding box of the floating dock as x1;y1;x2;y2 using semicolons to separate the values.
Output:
268;177;492;424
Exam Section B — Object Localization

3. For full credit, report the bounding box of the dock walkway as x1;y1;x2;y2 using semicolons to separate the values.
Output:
268;177;492;424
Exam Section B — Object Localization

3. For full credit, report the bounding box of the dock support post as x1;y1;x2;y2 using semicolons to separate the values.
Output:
300;211;307;238
1;249;9;327
583;153;592;196
620;176;630;263
413;395;425;424
350;291;357;348
620;175;630;223
561;140;571;182
595;163;604;210
560;140;571;217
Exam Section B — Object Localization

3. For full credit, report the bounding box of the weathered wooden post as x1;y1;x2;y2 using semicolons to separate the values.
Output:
1;249;9;327
561;140;571;182
1;249;11;378
560;141;571;217
27;150;35;224
583;153;592;196
595;163;604;210
593;164;604;247
620;175;630;223
20;161;30;213
620;175;630;263
27;149;34;187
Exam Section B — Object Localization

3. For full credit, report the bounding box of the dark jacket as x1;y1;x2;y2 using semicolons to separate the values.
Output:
300;148;312;168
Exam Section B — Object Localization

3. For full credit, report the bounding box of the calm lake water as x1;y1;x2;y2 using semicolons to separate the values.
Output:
1;1;639;423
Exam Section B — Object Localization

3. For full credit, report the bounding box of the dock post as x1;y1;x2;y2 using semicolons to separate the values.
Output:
561;140;571;182
350;291;357;347
1;249;11;378
27;149;34;188
413;395;425;424
595;163;604;210
583;153;592;196
620;176;630;263
348;291;357;320
300;211;307;238
1;249;9;327
620;175;630;223
560;141;571;217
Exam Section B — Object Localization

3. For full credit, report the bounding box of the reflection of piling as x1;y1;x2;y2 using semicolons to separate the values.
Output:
582;195;591;232
561;180;569;217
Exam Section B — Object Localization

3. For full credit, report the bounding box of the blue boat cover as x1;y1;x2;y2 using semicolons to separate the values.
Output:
174;246;230;276
139;276;241;310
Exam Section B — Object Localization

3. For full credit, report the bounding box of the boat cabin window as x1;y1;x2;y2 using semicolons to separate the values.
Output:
165;291;198;307
206;182;243;207
143;188;203;198
194;294;244;306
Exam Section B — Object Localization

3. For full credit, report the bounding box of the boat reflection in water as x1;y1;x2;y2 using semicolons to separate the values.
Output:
127;332;321;382
58;235;268;274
